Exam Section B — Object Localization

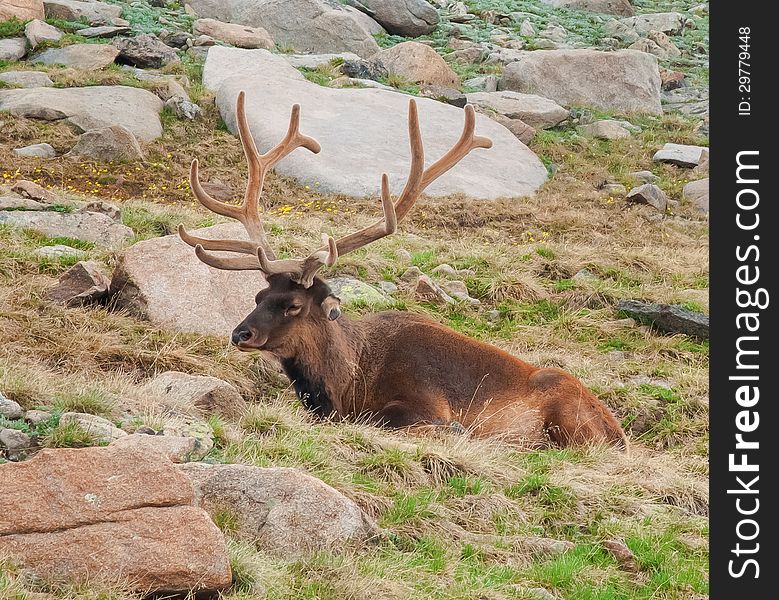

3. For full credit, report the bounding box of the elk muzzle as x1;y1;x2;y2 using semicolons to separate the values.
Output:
231;325;267;351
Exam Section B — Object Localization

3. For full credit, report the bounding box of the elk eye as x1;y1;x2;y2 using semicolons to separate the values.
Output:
284;304;302;317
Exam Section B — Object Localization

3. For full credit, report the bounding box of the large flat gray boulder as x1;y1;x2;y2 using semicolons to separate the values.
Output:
184;0;380;57
499;49;662;115
110;223;263;335
203;47;547;199
0;86;163;141
0;211;133;246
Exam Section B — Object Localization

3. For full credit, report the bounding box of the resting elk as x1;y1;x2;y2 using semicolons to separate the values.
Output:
179;91;627;448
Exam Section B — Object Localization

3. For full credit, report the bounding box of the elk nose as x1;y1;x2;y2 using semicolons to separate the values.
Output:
231;328;253;346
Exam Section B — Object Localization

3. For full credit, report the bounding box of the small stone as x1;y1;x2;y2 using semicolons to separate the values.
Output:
13;143;56;158
602;539;639;572
485;309;501;323
165;96;202;120
660;69;686;91
0;70;54;88
400;266;423;284
601;183;627;196
340;58;387;81
519;19;535;37
692;149;709;176
192;34;215;47
533;38;557;49
32;245;88;260
110;433;208;463
526;588;558;600
630;170;660;184
394;248;412;263
25;19;63;48
0;394;24;420
683;178;709;214
442;280;480;305
0;428;34;461
145;372;247;420
491;114;536;145
539;24;567;43
327;277;388;306
11;180;56;203
45;261;111;307
573;269;599;284
24;410;52;426
463;75;498;92
579;120;631;140
607;350;629;361
377;281;398;295
76;25;131;39
59;412;127;443
0;196;45;211
67;126;144;162
111;17;130;27
652;143;708;167
113;34;180;69
419;85;467;108
617;299;709;339
160;30;192;48
415;275;455;305
625;184;668;212
0;38;27;62
431;264;458;278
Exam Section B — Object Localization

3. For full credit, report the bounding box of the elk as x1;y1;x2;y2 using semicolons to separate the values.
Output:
178;91;626;448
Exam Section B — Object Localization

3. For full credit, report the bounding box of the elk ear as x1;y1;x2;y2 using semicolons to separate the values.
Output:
320;294;341;321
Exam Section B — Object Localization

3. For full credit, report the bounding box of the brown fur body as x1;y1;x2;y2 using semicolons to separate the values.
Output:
242;275;626;448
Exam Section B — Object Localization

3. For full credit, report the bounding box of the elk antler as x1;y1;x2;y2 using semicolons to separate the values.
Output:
180;93;492;286
178;90;322;270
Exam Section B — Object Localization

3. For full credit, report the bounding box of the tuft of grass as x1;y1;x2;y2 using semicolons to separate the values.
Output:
52;388;116;417
40;421;101;449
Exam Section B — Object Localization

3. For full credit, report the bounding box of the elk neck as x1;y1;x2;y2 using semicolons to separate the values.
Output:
278;314;367;418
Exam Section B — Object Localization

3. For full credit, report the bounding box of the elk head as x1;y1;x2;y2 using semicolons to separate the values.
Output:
178;91;492;354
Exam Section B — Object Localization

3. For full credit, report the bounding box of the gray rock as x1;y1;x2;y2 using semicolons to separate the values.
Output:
328;276;389;306
0;71;54;88
399;266;422;284
204;47;548;199
25;409;53;426
0;86;164;141
539;23;567;43
499;49;662;115
164;96;202;120
540;0;634;16
282;52;361;69
525;587;559;600
463;75;498;92
160;30;192;48
339;58;388;81
192;18;274;49
617;299;709;340
355;0;438;37
1;0;44;21
59;412;127;443
110;223;260;335
573;268;599;284
0;428;34;461
662;86;708;118
11;179;57;203
113;34;180;68
45;260;110;307
43;0;123;25
601;183;626;196
110;433;209;463
183;0;380;58
617;12;690;36
602;18;640;43
374;41;459;87
0;38;27;62
144;371;247;420
78;200;121;222
179;462;380;558
32;244;88;260
488;113;536;144
13;143;56;158
0;195;47;211
414;274;455;305
419;85;467;108
76;25;131;38
31;43;119;70
519;19;535;37
630;170;660;184
579;120;631;140
0;211;133;247
466;91;568;129
0;394;24;420
67;125;144;162
629;31;681;60
442;280;479;305
683;178;709;214
625;184;668;212
377;281;398;295
24;19;62;48
652;143;707;167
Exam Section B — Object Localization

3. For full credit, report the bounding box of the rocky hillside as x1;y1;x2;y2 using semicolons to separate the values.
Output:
1;1;708;599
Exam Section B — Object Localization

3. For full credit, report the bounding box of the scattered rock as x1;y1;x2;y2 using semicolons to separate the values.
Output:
0;195;45;211
355;0;437;37
463;74;498;92
110;223;260;335
0;38;27;61
629;31;681;59
0;446;232;593
431;264;475;278
630;170;659;184
419;84;467;108
164;95;202;120
193;18;274;49
180;462;380;558
340;58;387;81
692;150;709;176
617;299;709;339
617;12;690;36
1;0;44;22
579;120;631;140
540;0;634;16
11;179;55;203
573;269;599;284
0;395;24;420
519;19;535;37
144;371;248;420
0;428;34;461
444;46;485;66
184;0;380;58
43;0;122;25
31;43;119;70
539;23;567;43
160;30;192;48
601;183;626;196
67;125;144;162
79;199;121;221
442;280;479;305
489;113;535;144
602;539;639;572
394;248;412;263
499;49;662;114
625;184;668;212
14;142;56;158
683;178;709;214
377;281;398;295
466;91;568;129
113;34;180;68
24;19;62;48
59;412;127;443
374;41;459;87
399;266;423;284
0;70;53;88
110;433;209;463
525;587;559;600
76;25;131;38
0;86;164;141
652;143;707;167
32;244;88;260
204;47;547;199
660;69;686;91
0;211;133;246
328;276;388;306
414;274;455;305
24;409;52;426
46;261;111;307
